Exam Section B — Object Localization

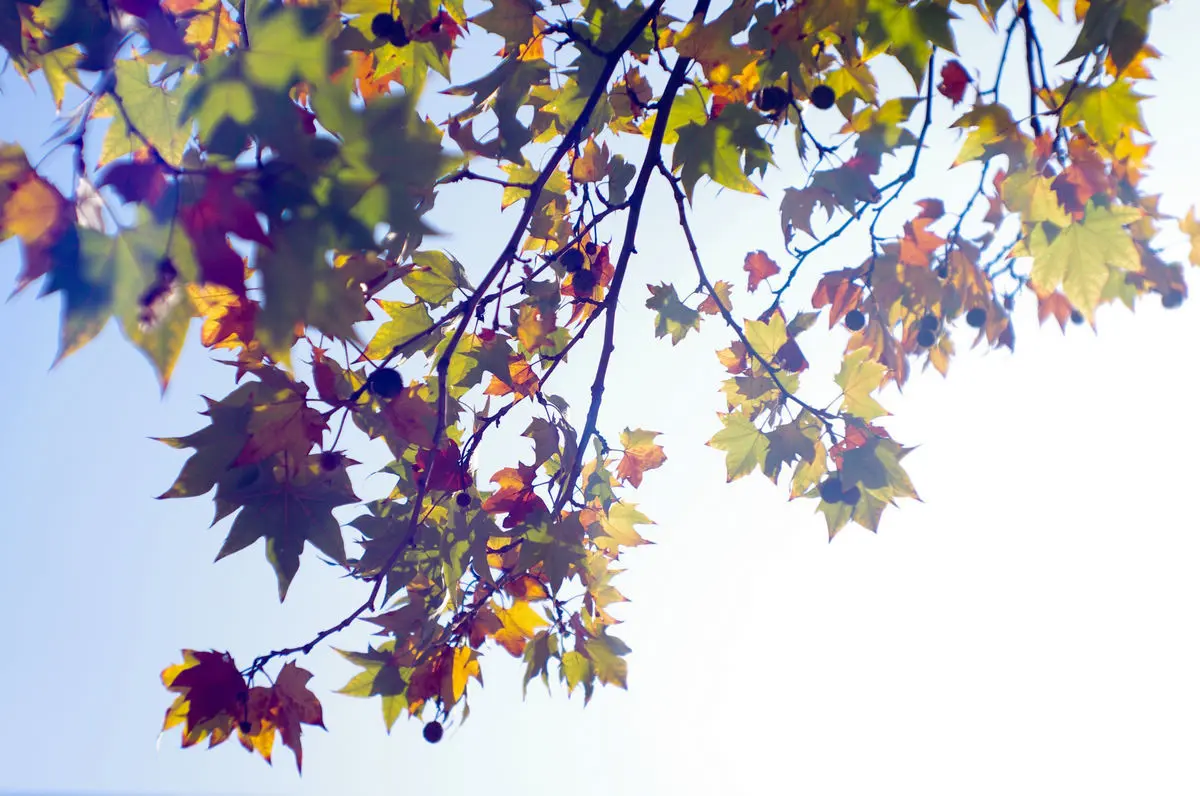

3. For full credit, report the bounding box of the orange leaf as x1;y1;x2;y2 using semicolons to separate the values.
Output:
483;354;541;400
898;217;946;268
811;268;864;328
482;463;547;528
615;428;667;488
744;250;780;292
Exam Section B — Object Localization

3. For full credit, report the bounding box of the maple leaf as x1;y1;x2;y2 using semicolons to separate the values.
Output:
672;104;772;200
180;171;271;295
835;348;890;421
1061;79;1147;148
937;60;971;105
645;282;702;344
1179;207;1200;267
811;268;865;328
482;464;548;528
381;385;438;449
238;662;325;772
589;502;653;553
214;455;359;600
414;441;470;492
99;160;168;205
615;428;667;488
161;650;249;746
708;412;769;481
780;186;839;242
515;302;557;353
1;143;70;293
898;218;946;268
584;632;631;689
1025;203;1142;320
698;280;734;315
744;250;780;292
493;600;550;656
336;642;413;732
483;354;541;400
234;376;327;471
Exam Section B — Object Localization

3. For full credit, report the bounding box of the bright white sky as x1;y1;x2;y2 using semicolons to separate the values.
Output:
2;2;1200;794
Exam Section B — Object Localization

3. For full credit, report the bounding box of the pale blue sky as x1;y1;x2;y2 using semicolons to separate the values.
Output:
3;2;1200;794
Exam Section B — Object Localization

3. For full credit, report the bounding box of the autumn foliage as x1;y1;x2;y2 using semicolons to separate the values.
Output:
1;0;1192;773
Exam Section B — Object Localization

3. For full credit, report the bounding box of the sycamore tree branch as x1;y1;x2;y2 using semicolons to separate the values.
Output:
552;10;708;515
655;159;839;441
242;0;670;680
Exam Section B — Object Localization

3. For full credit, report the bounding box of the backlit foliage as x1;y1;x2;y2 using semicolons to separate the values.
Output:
1;0;1191;772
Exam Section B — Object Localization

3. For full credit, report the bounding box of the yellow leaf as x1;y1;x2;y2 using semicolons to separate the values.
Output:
835;347;889;420
1179;207;1200;267
2;176;63;244
493;600;549;655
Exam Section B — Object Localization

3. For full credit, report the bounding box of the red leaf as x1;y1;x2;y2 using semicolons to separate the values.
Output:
294;104;317;136
937;60;971;105
99;161;167;205
743;250;780;292
162;650;248;739
180;171;271;295
416;441;470;492
309;347;341;406
776;338;808;373
916;198;945;220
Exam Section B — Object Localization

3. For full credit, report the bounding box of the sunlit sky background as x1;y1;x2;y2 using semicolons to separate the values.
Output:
3;1;1200;794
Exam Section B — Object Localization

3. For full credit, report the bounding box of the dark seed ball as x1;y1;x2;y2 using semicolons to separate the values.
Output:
573;269;597;294
367;367;404;398
370;13;395;38
818;477;843;504
560;247;585;273
810;84;836;110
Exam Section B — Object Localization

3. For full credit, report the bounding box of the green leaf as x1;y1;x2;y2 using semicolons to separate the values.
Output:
155;382;258;500
364;299;436;360
743;311;789;361
243;3;331;90
645;282;701;344
834;348;889;421
1061;79;1147;148
403;251;471;307
560;650;592;695
111;60;197;167
336;643;411;732
215;457;358;601
672;104;772;200
763;418;819;482
585;633;630;689
1026;203;1142;320
863;0;957;85
708;412;769;481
